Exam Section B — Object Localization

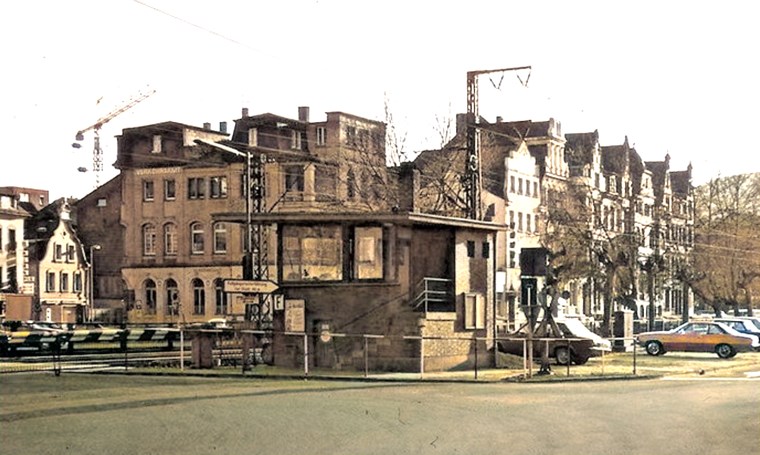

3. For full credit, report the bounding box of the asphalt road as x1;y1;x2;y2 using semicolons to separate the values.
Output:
1;373;757;455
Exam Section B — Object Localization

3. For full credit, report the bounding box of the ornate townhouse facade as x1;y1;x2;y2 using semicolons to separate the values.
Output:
415;114;695;331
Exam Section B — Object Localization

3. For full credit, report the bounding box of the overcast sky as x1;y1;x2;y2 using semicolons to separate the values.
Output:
2;1;759;201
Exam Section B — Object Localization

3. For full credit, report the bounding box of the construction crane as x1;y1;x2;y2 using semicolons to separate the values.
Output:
464;66;530;219
72;88;156;186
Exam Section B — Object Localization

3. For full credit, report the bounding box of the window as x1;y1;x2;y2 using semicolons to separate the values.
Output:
284;165;305;193
60;272;69;292
510;176;515;193
191;223;204;254
73;272;82;293
464;293;485;329
152;135;162;154
353;226;383;280
345;126;357;146
316;126;326;146
143;224;157;256
166;279;178;315
143;180;155;201
282;225;342;282
144;279;156;314
347;168;356;200
192;278;205;315
214;278;227;315
67;245;75;263
482;241;490;259
55;244;63;262
518;212;523;232
315;165;338;201
526;214;532;233
8;228;16;253
164;223;178;256
210;176;228;199
509;210;515;229
248;127;258;146
164;179;176;200
188;177;205;199
97;198;107;207
466;240;475;258
46;272;55;292
533;182;538;198
291;130;302;150
213;223;227;253
518;178;523;195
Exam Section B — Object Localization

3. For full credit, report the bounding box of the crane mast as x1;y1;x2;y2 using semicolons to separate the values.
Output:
74;88;156;186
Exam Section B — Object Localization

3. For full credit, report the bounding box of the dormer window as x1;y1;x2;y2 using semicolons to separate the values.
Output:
248;128;258;147
151;135;162;154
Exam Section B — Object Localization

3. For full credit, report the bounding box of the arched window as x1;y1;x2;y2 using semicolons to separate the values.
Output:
191;222;204;254
192;278;205;315
214;278;227;315
143;224;157;256
213;223;227;254
144;279;156;314
166;278;178;316
164;223;178;256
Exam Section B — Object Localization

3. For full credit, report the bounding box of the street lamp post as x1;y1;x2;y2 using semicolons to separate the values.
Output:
88;244;101;323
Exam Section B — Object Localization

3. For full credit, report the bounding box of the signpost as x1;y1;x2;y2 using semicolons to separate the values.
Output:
223;279;279;294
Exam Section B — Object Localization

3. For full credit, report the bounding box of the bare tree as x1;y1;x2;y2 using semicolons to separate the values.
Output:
691;174;760;316
541;180;639;336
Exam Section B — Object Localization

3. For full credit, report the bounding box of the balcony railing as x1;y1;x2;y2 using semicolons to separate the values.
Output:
411;277;454;314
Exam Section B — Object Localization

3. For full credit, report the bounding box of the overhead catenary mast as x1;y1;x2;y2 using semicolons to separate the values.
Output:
464;66;531;219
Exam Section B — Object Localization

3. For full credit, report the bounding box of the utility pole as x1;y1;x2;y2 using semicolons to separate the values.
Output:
465;66;531;219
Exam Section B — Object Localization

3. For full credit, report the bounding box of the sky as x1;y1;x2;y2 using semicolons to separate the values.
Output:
2;1;759;201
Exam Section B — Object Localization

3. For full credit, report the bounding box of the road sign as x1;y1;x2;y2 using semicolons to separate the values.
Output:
223;279;279;294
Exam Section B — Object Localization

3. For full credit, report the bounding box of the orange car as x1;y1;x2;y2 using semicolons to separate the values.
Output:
638;321;759;359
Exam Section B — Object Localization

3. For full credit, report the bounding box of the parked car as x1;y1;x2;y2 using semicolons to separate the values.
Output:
738;316;760;331
714;318;760;343
638;321;759;359
498;317;611;365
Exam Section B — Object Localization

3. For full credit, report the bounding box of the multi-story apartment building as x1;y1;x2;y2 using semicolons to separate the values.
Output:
75;107;501;371
416;114;695;331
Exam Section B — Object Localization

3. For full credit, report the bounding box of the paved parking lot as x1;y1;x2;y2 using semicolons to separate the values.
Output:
2;371;757;455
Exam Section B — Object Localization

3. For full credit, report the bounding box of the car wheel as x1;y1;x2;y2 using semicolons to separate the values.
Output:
645;340;664;356
715;344;735;359
554;347;571;365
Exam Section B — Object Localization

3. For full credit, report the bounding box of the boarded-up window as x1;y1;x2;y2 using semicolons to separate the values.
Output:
464;293;485;330
354;226;383;280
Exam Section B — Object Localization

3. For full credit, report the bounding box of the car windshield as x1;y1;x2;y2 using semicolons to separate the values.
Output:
749;319;760;330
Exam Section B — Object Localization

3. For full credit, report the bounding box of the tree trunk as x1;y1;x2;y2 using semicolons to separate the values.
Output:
647;271;656;332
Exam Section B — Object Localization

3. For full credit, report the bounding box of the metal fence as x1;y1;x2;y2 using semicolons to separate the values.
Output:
1;326;641;380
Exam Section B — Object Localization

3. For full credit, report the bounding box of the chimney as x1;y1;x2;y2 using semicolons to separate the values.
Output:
219;121;227;133
203;122;211;130
298;106;310;122
242;107;249;118
496;116;503;123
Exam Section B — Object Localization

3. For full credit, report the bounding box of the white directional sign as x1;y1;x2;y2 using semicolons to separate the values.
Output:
223;279;279;294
